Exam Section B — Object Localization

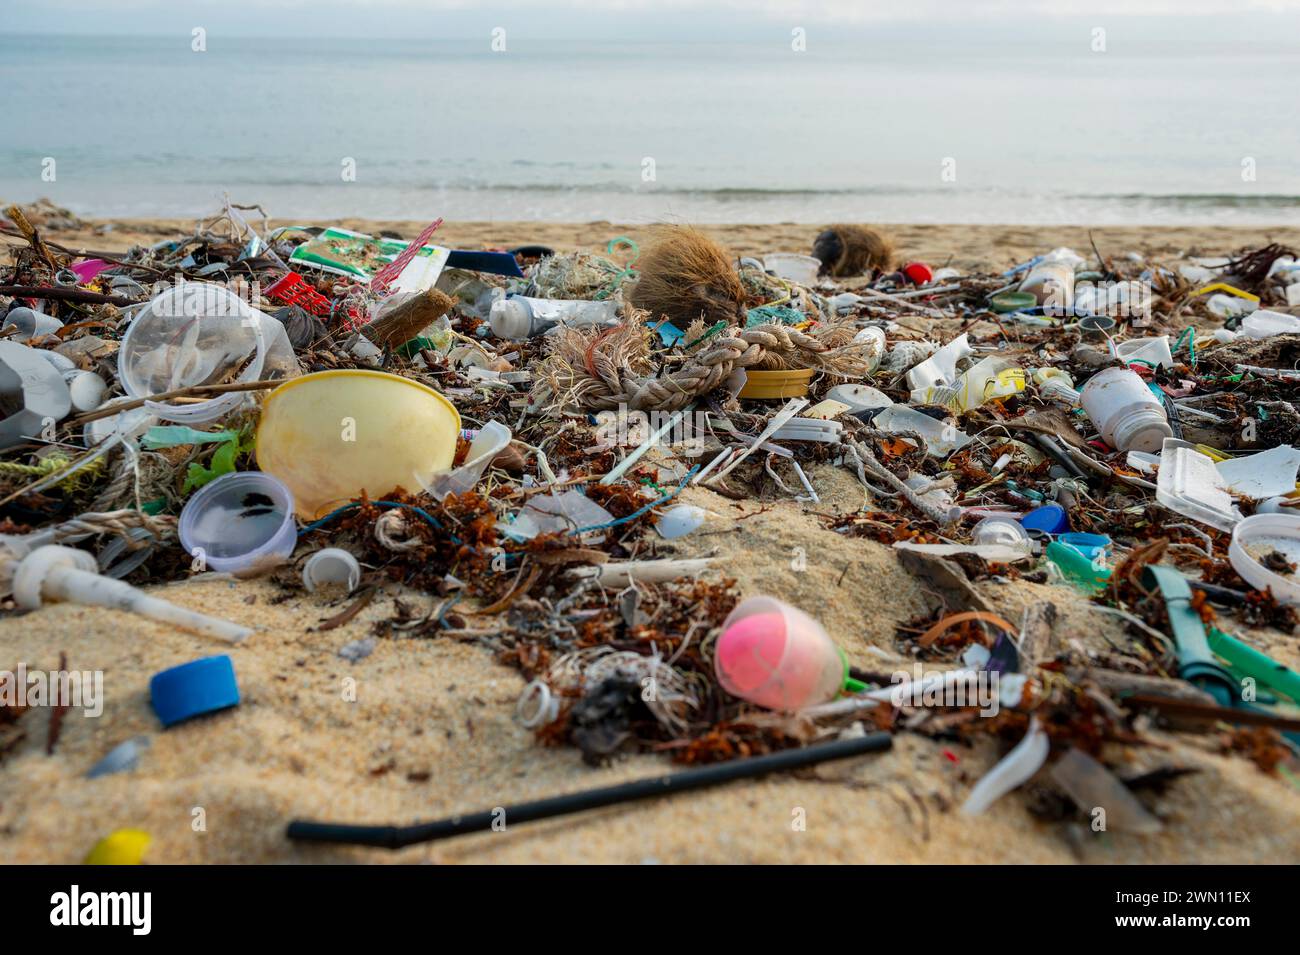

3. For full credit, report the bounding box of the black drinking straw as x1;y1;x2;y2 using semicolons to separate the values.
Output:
286;731;892;849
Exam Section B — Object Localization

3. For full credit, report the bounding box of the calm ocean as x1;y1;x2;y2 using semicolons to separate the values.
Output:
2;23;1298;224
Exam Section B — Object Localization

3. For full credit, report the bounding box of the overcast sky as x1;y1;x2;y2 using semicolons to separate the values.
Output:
6;0;1300;37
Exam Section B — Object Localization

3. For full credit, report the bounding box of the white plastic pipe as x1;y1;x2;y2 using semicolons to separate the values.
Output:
581;558;715;587
11;545;252;643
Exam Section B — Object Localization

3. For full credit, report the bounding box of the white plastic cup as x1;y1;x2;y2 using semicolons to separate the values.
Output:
2;307;63;341
302;548;362;593
119;284;267;424
1080;367;1172;453
763;253;822;286
1114;336;1174;370
1019;260;1075;311
179;471;297;574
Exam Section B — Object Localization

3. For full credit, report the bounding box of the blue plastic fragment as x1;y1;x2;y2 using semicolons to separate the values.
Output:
86;735;151;779
445;249;525;278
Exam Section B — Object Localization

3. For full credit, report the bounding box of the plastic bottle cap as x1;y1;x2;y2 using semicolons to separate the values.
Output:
149;655;240;728
1019;503;1069;535
902;262;934;285
84;828;152;865
489;298;533;339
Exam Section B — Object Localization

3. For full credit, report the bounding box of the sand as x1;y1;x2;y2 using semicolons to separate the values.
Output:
35;217;1300;278
3;219;1299;864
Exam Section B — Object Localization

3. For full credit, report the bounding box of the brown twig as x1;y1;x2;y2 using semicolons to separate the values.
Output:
69;378;285;426
0;284;138;307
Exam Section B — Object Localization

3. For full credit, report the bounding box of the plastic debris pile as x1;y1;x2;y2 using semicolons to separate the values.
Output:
3;200;1300;852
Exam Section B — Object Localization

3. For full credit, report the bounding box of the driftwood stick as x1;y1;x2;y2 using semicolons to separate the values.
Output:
0;285;138;307
69;379;284;426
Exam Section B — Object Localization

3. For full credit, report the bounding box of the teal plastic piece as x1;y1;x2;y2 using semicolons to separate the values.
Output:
1046;540;1110;594
1207;626;1300;705
1143;565;1238;707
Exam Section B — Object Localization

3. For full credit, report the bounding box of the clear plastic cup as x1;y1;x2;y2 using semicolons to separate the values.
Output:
179;471;297;574
118;284;266;424
714;596;845;711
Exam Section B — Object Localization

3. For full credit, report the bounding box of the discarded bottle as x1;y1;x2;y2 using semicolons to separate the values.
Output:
489;296;620;340
1079;366;1172;453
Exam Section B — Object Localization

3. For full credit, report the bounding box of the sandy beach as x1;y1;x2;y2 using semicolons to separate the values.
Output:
41;217;1300;278
3;219;1300;864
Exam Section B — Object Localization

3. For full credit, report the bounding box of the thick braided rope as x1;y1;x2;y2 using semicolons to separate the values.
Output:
584;324;864;411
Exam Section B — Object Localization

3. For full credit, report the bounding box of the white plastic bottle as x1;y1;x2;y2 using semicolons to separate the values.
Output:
1080;367;1173;453
489;296;621;340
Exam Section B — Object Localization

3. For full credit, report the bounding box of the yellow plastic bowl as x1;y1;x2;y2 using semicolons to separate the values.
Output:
256;370;461;519
738;369;814;400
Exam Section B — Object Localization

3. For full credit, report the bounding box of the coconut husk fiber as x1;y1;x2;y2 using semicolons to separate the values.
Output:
812;224;895;278
628;225;747;327
361;287;454;349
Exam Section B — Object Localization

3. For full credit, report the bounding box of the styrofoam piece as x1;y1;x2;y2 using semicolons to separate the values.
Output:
802;399;853;420
1216;445;1300;500
302;548;362;593
1155;441;1241;531
66;371;107;413
1229;513;1300;605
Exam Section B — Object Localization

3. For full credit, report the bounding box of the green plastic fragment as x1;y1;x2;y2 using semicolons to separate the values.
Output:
1046;541;1110;593
141;426;238;450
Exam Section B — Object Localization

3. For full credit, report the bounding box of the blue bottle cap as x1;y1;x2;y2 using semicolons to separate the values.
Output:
1019;503;1069;535
149;655;240;728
